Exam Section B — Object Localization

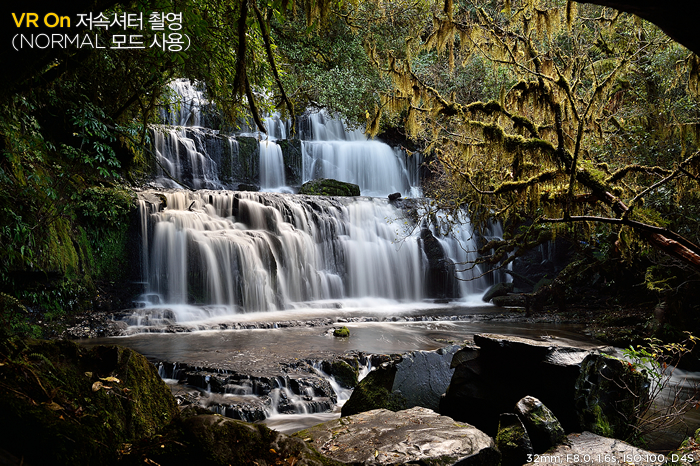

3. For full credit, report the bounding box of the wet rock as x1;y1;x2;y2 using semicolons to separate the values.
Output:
482;282;514;302
575;353;650;440
237;183;259;191
321;359;359;389
342;346;459;416
515;396;566;453
391;345;460;411
532;431;667;465
388;192;401;201
277;139;303;186
295;407;501;465
496;413;533;466
440;333;603;435
299;178;360;196
341;361;404;416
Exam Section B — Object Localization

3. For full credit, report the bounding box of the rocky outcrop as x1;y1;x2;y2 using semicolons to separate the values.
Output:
0;339;179;466
342;346;459;416
277;139;303;186
575;353;650;440
531;431;668;466
294;407;501;465
440;333;607;434
299;178;361;196
320;359;358;389
158;359;338;421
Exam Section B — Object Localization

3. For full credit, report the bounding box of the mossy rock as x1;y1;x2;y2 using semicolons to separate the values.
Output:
122;409;343;466
322;359;358;389
299;179;361;197
0;338;179;465
515;396;566;453
333;326;350;338
341;364;407;416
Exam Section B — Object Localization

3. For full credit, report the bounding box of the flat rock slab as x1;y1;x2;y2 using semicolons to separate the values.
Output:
525;431;667;465
294;407;500;465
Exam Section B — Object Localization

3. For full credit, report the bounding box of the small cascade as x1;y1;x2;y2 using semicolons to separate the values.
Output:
149;79;421;196
300;111;421;197
259;140;286;190
161;78;206;127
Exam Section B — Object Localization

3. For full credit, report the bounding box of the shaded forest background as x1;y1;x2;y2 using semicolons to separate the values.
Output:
1;0;699;344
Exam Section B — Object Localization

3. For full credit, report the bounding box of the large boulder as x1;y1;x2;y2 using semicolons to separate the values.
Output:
294;407;501;465
299;178;360;196
440;334;604;434
0;339;179;466
482;282;514;302
342;346;459;416
575;353;650;440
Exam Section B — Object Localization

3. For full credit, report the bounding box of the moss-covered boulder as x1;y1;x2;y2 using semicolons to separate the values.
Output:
574;353;650;440
321;359;358;389
0;338;179;465
340;363;406;416
299;178;360;196
122;408;342;466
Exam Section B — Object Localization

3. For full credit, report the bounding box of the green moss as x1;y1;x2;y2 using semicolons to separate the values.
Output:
590;404;615;438
124;410;344;466
333;326;350;337
329;360;358;388
496;424;524;449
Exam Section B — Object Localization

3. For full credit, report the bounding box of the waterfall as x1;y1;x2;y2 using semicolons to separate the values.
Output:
300;111;421;197
150;81;421;196
130;79;501;328
133;190;489;325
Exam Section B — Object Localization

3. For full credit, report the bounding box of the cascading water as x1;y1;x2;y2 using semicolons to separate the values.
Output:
299;111;421;197
132;190;491;326
129;79;502;329
149;79;422;196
